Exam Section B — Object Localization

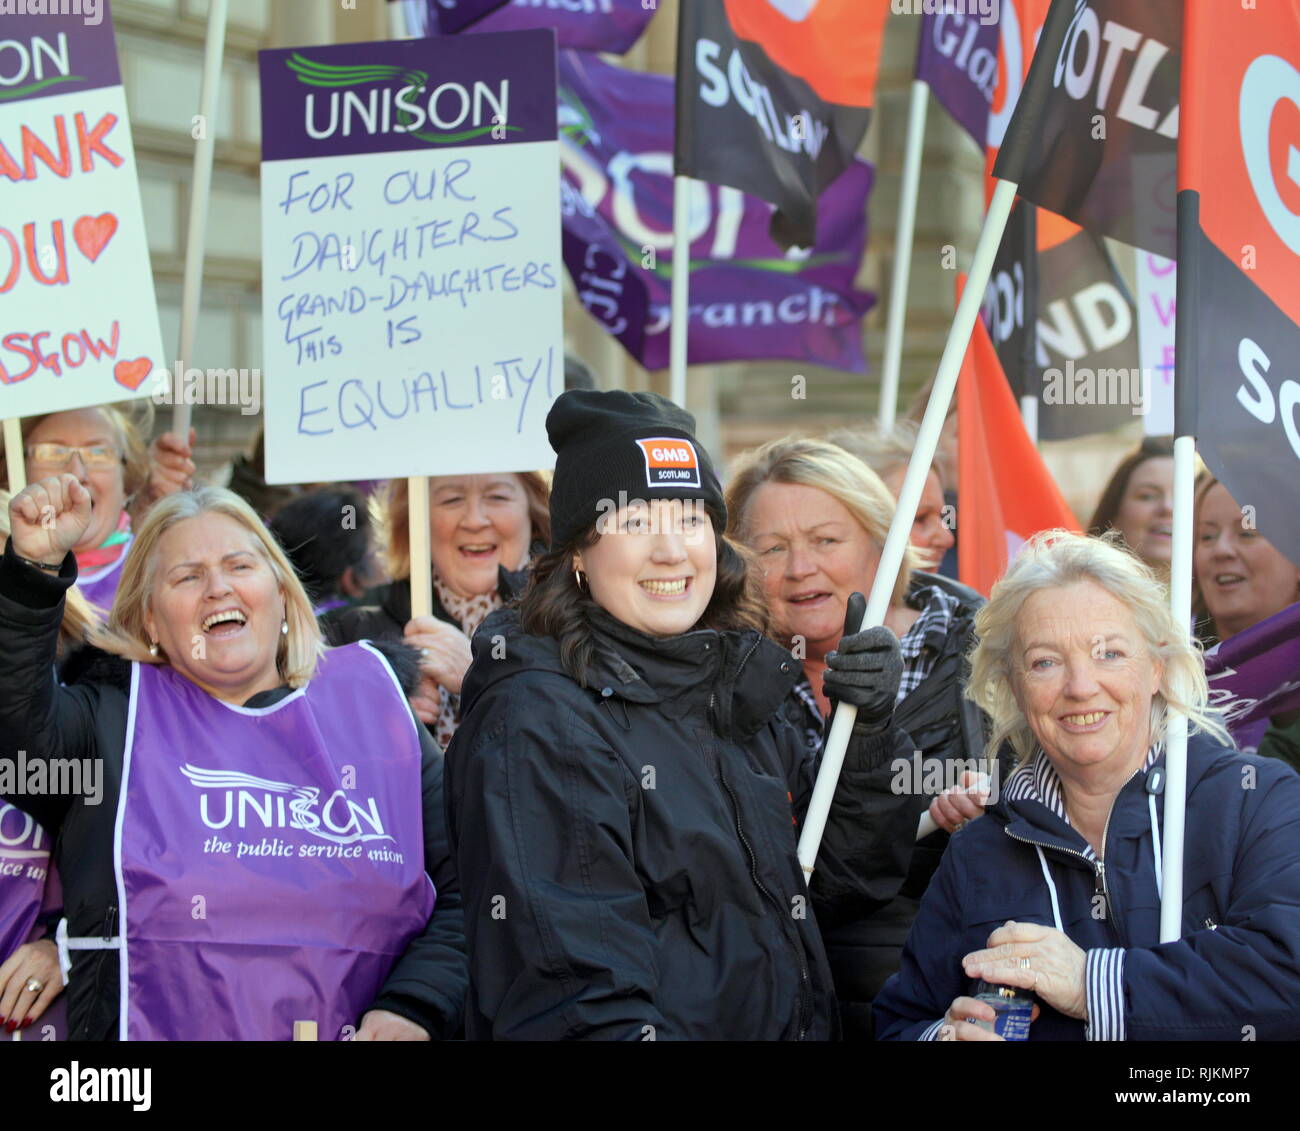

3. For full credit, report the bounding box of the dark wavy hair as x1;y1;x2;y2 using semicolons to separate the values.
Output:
1087;434;1175;540
518;502;769;686
268;486;373;605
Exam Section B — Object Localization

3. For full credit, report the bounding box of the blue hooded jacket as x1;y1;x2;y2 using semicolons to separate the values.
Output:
874;732;1300;1041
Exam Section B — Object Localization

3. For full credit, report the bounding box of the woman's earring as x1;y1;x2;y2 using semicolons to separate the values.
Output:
148;641;159;657
281;619;289;636
573;569;587;592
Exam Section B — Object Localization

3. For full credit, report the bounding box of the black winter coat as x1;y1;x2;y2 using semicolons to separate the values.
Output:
444;604;921;1040
0;539;467;1041
320;564;530;649
812;572;996;1039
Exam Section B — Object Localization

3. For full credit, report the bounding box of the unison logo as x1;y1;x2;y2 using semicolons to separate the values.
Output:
288;53;516;145
0;29;85;102
180;764;393;846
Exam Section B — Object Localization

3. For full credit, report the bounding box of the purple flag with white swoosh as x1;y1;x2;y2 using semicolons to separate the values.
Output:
559;51;874;372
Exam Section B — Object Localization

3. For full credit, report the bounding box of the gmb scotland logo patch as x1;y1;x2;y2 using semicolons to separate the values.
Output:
635;437;702;489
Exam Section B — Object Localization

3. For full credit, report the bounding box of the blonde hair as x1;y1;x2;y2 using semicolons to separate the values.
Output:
0;489;103;653
2;403;153;507
384;471;551;581
829;420;937;489
99;487;323;687
726;436;916;608
967;530;1232;764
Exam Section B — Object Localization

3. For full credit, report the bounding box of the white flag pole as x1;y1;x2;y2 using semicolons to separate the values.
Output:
1019;393;1038;444
387;0;410;38
879;79;929;430
798;178;1019;879
172;0;229;438
389;0;434;622
669;175;691;408
3;419;24;493
1159;435;1196;940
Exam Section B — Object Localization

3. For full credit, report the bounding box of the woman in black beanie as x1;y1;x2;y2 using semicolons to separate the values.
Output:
444;390;919;1040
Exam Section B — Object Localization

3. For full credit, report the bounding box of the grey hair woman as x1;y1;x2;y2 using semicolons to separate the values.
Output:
875;531;1300;1042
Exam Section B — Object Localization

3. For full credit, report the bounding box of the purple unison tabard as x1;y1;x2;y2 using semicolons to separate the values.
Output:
115;643;433;1041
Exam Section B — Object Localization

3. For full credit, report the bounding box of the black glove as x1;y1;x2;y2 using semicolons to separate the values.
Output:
822;592;903;735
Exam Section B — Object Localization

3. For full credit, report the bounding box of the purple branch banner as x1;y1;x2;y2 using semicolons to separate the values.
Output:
560;51;874;373
424;0;655;54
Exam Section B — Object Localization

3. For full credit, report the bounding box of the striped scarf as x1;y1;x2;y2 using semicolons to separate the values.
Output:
74;509;131;572
427;557;529;749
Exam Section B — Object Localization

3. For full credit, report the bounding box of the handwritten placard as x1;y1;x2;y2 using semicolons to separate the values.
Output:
0;6;164;417
258;31;562;484
1136;251;1175;435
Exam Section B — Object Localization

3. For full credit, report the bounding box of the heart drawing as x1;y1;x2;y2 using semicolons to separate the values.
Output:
73;213;119;262
114;357;152;390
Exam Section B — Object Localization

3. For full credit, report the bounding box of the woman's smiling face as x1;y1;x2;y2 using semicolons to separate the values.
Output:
426;474;533;598
575;499;716;637
1012;579;1163;781
744;481;881;655
1195;481;1300;639
144;513;286;702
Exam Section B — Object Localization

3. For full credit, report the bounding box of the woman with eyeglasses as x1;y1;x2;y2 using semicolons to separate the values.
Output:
6;406;195;614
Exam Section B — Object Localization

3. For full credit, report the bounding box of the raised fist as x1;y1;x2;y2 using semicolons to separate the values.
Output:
8;474;93;565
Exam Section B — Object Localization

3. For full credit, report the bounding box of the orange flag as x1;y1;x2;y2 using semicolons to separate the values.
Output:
957;275;1078;597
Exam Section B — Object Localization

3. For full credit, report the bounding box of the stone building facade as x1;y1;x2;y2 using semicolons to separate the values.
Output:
110;0;1129;518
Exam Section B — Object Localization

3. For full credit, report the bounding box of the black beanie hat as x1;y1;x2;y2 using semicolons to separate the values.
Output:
546;389;727;549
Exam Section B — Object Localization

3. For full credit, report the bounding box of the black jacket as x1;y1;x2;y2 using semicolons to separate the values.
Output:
443;604;920;1040
812;572;995;1039
320;564;531;649
0;539;467;1041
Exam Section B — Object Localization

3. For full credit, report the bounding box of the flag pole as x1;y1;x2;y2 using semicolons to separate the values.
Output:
879;79;929;429
1019;206;1040;444
1160;436;1194;940
1019;394;1038;443
669;175;691;408
3;419;24;492
387;0;410;38
798;177;1020;878
1160;181;1201;942
389;0;434;622
172;0;229;438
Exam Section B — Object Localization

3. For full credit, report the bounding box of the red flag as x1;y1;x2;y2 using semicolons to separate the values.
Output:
958;276;1079;596
1177;0;1300;565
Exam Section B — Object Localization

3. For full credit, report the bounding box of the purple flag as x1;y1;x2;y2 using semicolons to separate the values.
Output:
1204;603;1300;750
423;0;513;34
915;7;1000;148
427;0;654;54
559;52;874;372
